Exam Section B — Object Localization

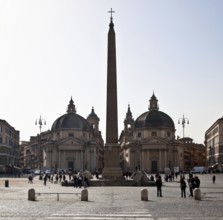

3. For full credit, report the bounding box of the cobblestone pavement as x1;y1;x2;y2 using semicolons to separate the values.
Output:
0;174;223;220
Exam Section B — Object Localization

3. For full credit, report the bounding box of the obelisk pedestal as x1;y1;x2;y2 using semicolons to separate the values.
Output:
102;143;123;179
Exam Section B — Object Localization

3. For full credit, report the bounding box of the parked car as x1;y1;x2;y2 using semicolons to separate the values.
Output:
23;168;33;174
34;169;41;175
44;169;52;175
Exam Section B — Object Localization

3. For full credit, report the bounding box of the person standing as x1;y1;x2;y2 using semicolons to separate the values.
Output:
155;175;163;197
180;176;187;198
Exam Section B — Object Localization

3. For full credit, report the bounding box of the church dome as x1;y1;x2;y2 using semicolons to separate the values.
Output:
51;113;91;131
51;98;91;131
135;110;175;129
135;93;175;129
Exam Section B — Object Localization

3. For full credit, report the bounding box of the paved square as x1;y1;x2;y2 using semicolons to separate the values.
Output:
0;174;223;219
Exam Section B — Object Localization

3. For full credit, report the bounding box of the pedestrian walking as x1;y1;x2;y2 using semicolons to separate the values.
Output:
43;175;47;186
95;170;99;179
55;174;59;183
62;174;66;182
194;176;200;188
180;176;187;198
73;174;78;188
50;175;54;183
155;175;163;197
59;173;62;182
77;175;82;188
28;175;33;183
83;176;89;188
212;174;216;184
188;174;196;197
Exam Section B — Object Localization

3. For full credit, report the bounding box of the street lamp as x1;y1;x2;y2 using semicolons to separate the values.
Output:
35;115;46;134
35;116;46;170
178;114;189;138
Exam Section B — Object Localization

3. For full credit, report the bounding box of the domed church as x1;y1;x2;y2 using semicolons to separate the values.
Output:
119;93;179;173
43;98;104;173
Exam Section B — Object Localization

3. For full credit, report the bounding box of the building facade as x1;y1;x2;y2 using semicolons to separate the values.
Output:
0;119;20;174
120;94;177;173
119;94;206;174
23;98;104;173
22;136;45;171
19;141;28;169
176;137;206;172
205;117;223;172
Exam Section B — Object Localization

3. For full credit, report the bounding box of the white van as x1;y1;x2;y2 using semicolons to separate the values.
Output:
191;166;207;174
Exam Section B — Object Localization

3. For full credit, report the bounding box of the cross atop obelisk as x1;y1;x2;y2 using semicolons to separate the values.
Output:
108;8;115;20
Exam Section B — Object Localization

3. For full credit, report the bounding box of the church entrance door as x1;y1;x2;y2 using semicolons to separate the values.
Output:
68;161;74;173
151;161;157;173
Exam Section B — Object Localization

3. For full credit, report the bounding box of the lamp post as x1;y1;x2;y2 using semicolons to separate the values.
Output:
35;115;46;134
178;114;189;138
35;116;46;170
178;114;189;172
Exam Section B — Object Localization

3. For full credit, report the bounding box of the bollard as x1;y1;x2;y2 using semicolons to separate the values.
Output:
28;188;36;201
141;188;148;201
5;180;9;187
194;188;201;200
81;189;88;201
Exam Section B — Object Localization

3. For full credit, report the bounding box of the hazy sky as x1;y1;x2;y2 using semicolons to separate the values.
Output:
0;0;222;144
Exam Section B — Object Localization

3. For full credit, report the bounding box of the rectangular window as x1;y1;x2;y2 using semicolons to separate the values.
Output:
152;131;157;137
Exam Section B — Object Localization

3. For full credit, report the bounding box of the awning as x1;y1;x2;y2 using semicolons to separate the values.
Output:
13;166;22;170
212;163;218;168
5;165;22;170
208;163;219;169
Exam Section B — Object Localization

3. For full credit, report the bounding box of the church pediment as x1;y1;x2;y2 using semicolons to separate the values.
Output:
142;136;168;145
58;136;84;146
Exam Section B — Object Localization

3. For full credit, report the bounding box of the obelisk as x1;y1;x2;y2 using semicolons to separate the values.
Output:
102;9;123;179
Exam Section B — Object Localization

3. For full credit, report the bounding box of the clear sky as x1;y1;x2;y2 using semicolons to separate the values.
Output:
0;0;222;144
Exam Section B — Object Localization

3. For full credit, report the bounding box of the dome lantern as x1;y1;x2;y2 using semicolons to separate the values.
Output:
67;97;76;113
149;92;159;111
